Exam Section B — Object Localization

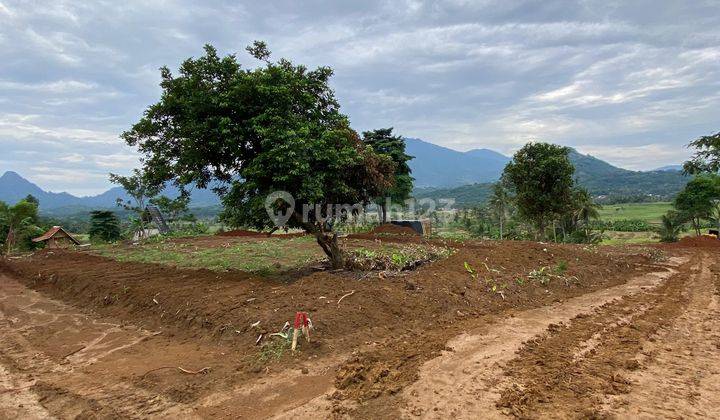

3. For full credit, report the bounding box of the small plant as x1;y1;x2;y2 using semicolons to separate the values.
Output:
646;248;667;262
555;260;568;274
346;245;453;271
464;261;477;279
515;277;525;286
487;281;506;299
529;266;551;285
391;252;409;267
258;334;293;362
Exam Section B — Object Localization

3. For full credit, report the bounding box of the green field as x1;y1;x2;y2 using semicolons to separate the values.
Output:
93;236;325;274
597;202;672;225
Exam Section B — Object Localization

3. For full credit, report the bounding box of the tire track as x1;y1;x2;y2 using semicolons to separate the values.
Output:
398;257;683;419
495;252;720;418
601;253;720;418
0;274;198;419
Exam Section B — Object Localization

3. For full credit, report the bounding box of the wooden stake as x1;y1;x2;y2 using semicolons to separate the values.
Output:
291;328;300;351
302;325;310;342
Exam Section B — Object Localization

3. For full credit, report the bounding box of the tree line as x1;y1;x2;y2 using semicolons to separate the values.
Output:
450;143;602;243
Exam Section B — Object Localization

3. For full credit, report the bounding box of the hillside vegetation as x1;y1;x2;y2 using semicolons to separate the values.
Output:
414;149;687;207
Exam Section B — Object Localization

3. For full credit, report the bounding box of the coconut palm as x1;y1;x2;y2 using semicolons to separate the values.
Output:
573;188;601;227
488;182;512;240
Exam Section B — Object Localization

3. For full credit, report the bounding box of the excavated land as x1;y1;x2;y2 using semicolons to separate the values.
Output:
1;233;717;418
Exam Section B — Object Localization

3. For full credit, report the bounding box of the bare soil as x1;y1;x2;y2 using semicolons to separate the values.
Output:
1;236;717;418
368;224;420;236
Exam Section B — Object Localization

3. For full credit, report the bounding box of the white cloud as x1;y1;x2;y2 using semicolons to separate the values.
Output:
1;0;720;191
0;79;98;93
0;114;120;144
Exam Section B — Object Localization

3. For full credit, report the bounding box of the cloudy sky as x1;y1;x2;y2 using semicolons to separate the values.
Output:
1;0;719;195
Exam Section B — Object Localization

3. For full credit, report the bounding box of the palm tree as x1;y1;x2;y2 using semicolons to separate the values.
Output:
573;188;600;232
658;210;684;242
488;182;512;240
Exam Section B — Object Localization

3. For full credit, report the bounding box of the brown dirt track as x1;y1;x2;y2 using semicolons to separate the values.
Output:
0;236;718;418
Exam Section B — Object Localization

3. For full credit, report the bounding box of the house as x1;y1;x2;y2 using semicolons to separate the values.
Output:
32;226;81;249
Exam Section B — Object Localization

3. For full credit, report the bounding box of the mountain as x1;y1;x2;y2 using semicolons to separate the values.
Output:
0;140;690;211
568;150;688;197
414;148;689;207
405;138;510;187
0;171;222;213
0;171;86;209
653;164;683;172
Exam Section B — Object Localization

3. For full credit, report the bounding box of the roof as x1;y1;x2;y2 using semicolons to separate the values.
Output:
32;226;81;244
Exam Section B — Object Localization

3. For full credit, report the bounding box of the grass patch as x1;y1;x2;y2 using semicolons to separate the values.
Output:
258;335;293;362
597;202;672;225
93;235;323;274
601;231;658;245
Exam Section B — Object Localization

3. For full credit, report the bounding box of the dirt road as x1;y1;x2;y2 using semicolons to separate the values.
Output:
0;273;334;419
2;248;720;418
396;251;720;419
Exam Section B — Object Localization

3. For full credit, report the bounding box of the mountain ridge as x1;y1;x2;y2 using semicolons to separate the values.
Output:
1;139;689;210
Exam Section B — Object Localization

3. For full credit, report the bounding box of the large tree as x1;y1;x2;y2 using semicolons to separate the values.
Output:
674;174;720;235
683;131;720;175
502;142;575;240
121;42;394;268
362;128;414;223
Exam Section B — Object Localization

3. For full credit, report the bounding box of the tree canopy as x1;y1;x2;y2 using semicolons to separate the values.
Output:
88;210;122;243
683;131;720;175
502;142;575;239
121;42;394;267
674;174;720;235
362;128;413;222
0;198;42;253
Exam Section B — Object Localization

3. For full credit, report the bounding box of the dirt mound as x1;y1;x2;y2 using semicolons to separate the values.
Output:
369;224;419;236
670;235;720;248
0;239;655;415
216;229;307;238
216;229;267;237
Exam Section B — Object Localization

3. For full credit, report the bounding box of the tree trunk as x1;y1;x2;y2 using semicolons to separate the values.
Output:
314;231;344;269
381;203;388;224
294;213;346;270
5;227;14;254
538;219;546;241
499;217;503;240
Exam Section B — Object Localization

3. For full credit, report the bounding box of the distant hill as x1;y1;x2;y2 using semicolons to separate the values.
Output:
568;150;688;197
653;164;683;172
0;171;87;209
1;140;690;211
414;148;689;207
405;138;509;187
0;171;222;213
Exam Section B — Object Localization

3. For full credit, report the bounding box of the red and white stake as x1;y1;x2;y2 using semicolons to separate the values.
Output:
292;311;311;351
